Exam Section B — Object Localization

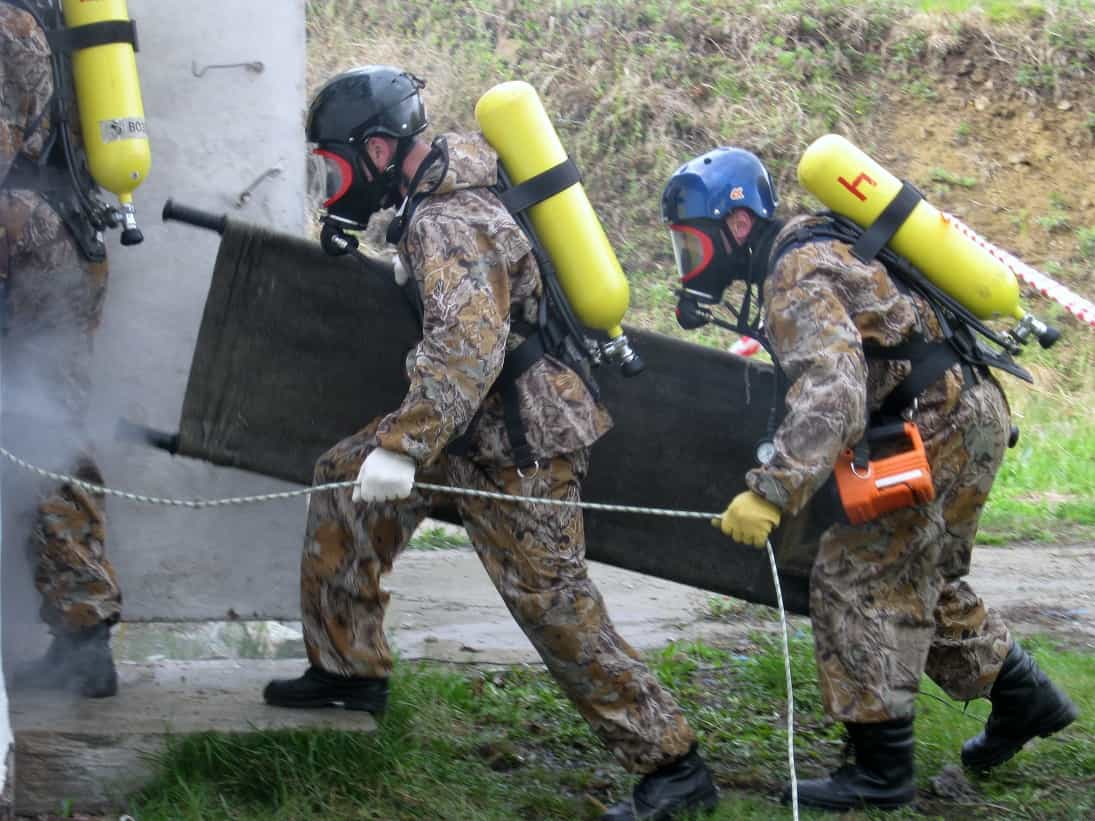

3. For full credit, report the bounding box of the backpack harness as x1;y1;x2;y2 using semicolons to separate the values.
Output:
767;181;1031;472
395;147;601;470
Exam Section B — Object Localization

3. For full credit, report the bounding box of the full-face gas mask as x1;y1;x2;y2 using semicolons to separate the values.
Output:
312;144;399;227
306;65;428;255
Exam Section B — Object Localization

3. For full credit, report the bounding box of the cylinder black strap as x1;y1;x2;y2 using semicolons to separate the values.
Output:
851;181;921;264
497;334;545;469
498;159;580;215
46;20;139;54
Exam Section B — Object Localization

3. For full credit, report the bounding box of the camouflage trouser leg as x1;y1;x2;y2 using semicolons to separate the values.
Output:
33;459;122;630
302;419;433;678
2;190;120;634
450;452;695;773
301;421;695;773
810;379;1012;722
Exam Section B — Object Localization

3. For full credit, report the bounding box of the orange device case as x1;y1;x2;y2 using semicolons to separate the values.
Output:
832;422;935;525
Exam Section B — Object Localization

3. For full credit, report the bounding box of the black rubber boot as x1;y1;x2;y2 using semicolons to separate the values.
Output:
961;642;1078;772
786;718;916;812
71;623;119;698
601;746;720;820
9;624;118;698
263;665;388;712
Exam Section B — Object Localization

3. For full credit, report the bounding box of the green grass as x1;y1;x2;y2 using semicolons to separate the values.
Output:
930;167;978;189
408;524;471;551
130;635;1094;820
979;344;1095;543
1079;226;1095;262
308;0;1094;282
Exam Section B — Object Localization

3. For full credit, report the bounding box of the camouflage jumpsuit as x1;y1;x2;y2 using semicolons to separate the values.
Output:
301;132;696;773
746;215;1012;723
1;4;121;632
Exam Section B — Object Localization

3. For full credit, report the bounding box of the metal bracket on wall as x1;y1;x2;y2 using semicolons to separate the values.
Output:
191;60;265;78
235;165;283;208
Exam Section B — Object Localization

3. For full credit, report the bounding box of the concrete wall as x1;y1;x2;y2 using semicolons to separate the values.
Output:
2;0;309;663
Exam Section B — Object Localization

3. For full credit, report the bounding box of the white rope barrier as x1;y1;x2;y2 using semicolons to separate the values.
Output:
768;538;798;820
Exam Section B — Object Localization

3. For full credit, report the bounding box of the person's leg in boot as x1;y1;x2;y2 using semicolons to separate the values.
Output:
793;719;916;811
264;427;429;712
68;622;118;698
800;504;947;811
5;196;120;697
925;572;1077;776
21;460;122;698
454;452;719;820
958;641;1078;771
918;383;1076;771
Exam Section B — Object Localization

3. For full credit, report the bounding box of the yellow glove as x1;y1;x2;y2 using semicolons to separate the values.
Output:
712;490;782;547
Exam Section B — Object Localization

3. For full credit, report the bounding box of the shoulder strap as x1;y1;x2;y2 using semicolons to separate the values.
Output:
862;335;962;418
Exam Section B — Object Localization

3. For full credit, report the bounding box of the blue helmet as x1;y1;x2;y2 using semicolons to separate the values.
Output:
660;147;778;224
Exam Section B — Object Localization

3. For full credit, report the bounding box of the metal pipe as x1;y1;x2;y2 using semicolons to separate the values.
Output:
162;199;227;234
115;418;179;455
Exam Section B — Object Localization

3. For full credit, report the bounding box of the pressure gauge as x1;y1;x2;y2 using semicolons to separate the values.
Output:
755;439;776;466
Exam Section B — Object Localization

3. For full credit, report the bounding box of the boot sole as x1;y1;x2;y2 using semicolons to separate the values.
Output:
962;703;1079;772
788;791;916;812
647;786;721;820
264;695;386;712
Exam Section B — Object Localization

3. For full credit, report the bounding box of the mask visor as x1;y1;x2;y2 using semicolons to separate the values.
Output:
312;147;355;209
669;224;715;283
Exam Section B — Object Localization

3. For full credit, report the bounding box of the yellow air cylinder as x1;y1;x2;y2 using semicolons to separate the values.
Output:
798;134;1022;321
475;81;631;340
62;0;150;243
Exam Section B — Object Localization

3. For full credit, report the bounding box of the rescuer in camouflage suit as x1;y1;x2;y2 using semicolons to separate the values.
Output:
263;66;719;820
662;147;1077;811
1;1;121;698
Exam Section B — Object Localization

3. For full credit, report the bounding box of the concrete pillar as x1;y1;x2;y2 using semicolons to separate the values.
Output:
2;340;12;816
1;0;309;670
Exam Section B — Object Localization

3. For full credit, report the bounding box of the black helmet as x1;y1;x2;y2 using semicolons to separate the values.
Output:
307;66;429;241
306;65;428;145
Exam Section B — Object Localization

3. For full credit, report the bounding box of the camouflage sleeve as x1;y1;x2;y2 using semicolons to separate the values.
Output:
374;213;509;466
745;243;870;515
0;8;55;183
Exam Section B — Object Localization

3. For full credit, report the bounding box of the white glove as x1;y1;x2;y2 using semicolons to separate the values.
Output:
352;448;416;504
392;255;410;286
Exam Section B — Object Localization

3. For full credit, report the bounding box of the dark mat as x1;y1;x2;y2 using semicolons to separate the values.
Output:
172;213;822;613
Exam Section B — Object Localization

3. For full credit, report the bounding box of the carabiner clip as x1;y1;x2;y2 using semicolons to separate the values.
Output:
517;460;540;480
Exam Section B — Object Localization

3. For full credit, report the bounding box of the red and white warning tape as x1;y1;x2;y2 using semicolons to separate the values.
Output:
942;212;1095;332
730;336;761;357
